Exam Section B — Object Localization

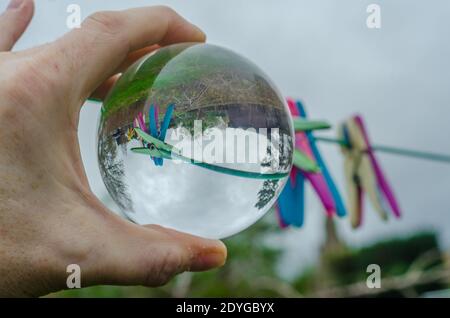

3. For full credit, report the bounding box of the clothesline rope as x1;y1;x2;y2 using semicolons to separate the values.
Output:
314;136;450;164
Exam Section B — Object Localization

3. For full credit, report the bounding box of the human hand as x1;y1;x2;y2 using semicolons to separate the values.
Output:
0;0;226;297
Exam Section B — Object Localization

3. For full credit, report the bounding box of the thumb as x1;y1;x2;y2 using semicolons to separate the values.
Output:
77;210;227;288
0;0;34;51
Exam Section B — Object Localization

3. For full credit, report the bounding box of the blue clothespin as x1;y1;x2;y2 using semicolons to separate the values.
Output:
159;104;174;141
296;100;347;217
148;104;160;165
148;104;175;166
277;170;305;227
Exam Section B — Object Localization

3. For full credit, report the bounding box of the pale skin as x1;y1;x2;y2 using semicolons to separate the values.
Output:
0;0;227;297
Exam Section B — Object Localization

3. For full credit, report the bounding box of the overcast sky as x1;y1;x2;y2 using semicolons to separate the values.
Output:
4;0;450;278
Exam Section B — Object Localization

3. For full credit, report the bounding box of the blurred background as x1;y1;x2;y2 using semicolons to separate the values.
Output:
4;0;450;297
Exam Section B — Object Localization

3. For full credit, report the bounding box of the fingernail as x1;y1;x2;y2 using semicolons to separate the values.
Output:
7;0;24;10
191;23;207;42
196;252;226;270
192;243;227;271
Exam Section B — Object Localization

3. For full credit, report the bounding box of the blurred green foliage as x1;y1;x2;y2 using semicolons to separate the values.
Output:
294;231;446;297
325;232;441;285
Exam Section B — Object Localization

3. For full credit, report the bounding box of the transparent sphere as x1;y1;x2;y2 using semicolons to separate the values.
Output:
97;43;293;239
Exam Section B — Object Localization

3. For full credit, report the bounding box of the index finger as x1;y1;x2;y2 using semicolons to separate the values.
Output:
52;6;205;103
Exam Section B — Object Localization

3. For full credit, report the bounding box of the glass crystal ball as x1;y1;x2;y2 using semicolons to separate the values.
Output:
97;43;293;239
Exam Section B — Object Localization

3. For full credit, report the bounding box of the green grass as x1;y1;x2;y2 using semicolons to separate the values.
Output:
101;43;264;119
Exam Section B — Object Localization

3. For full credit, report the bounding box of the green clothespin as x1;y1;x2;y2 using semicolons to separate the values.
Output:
293;149;320;172
134;128;178;155
293;118;331;132
291;117;329;172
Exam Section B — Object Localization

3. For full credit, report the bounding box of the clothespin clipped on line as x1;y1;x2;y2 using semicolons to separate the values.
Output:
338;115;401;229
297;101;347;218
276;98;347;229
136;103;176;166
133;104;174;166
145;104;174;166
